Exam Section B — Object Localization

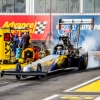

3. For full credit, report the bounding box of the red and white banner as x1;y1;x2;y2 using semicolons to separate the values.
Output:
0;15;53;40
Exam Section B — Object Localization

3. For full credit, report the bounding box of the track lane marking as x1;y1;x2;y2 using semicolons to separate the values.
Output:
75;80;100;92
95;96;100;100
60;95;96;100
0;82;8;85
43;94;100;100
64;76;100;92
42;94;59;100
0;83;28;92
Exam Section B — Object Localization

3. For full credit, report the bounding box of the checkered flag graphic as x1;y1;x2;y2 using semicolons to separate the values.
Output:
34;22;47;34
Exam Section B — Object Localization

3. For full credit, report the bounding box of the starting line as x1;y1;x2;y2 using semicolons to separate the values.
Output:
43;94;100;100
43;76;100;100
64;76;100;92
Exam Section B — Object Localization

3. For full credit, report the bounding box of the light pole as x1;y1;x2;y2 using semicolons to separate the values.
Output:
44;0;53;48
49;0;52;44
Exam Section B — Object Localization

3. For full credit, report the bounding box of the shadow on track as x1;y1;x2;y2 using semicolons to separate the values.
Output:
18;66;100;82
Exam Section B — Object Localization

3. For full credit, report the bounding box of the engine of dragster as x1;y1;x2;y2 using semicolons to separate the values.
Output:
54;34;85;67
57;34;81;57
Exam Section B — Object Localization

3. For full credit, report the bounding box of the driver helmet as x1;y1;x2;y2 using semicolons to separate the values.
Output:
57;46;62;51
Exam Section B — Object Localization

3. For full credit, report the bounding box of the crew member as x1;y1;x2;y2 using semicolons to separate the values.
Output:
18;32;24;48
13;34;19;54
22;32;30;50
41;42;47;51
34;49;39;61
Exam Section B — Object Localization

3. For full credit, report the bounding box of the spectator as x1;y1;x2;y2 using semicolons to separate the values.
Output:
10;33;14;42
18;32;24;48
12;34;19;54
22;32;30;50
34;49;39;61
41;42;47;51
13;34;19;48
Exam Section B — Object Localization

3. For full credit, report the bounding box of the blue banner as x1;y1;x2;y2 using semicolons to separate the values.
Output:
53;15;100;51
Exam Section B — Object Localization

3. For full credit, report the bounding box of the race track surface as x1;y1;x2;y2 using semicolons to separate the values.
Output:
0;51;100;100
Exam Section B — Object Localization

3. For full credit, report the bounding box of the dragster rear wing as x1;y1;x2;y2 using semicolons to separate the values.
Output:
59;18;94;30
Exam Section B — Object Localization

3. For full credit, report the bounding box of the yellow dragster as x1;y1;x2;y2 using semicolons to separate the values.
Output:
1;35;88;80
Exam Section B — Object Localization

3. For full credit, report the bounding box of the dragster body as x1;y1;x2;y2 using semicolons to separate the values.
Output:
1;36;88;80
22;54;66;73
1;52;69;79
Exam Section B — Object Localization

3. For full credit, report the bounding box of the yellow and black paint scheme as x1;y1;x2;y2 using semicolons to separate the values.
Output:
0;27;11;64
50;55;67;71
0;27;48;65
30;54;68;72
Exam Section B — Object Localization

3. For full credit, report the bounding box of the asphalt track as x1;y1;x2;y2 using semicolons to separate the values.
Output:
0;51;100;100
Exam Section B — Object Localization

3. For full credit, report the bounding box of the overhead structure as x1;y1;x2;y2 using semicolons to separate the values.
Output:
58;18;94;49
59;18;94;30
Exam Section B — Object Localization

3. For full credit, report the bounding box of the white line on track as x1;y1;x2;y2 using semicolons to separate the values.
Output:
0;83;28;92
64;76;100;92
42;94;59;100
94;96;100;100
0;82;8;85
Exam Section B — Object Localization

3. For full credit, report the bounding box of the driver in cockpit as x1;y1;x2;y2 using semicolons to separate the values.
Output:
62;31;70;37
56;46;62;55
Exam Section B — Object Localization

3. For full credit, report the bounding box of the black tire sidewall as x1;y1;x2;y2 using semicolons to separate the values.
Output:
37;63;42;79
16;63;21;79
79;53;88;70
84;53;88;68
3;60;8;64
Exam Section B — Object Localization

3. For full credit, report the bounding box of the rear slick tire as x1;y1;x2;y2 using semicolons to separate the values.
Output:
78;53;88;70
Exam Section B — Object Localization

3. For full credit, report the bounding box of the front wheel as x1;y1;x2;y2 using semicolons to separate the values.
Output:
3;60;8;64
36;63;42;79
16;63;21;79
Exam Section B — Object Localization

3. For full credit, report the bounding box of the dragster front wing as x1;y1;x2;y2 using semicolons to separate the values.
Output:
0;55;60;78
1;70;47;78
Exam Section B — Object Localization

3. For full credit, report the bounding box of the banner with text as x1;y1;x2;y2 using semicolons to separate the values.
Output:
0;15;52;40
53;15;100;50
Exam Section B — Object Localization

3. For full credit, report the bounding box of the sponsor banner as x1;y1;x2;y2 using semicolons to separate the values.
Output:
0;15;53;40
53;15;100;50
